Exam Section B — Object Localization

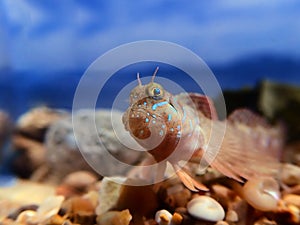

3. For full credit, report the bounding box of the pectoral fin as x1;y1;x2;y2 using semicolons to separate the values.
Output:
173;164;209;192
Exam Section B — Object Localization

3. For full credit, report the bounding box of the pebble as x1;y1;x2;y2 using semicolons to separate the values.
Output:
7;204;38;220
187;195;225;222
35;195;65;223
96;176;126;215
279;163;300;186
242;177;280;211
225;209;238;222
16;106;67;140
16;210;37;223
283;194;300;208
155;209;183;225
157;181;192;209
155;209;172;225
96;209;132;225
63;171;98;191
11;107;67;178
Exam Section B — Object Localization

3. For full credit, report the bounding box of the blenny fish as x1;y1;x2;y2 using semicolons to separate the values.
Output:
122;67;282;191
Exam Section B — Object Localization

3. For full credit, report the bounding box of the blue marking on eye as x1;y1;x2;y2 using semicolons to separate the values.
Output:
145;118;149;123
168;114;172;121
177;125;181;129
152;101;168;110
143;102;147;106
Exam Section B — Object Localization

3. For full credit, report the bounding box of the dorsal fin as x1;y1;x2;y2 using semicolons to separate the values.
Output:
176;93;218;120
228;109;270;128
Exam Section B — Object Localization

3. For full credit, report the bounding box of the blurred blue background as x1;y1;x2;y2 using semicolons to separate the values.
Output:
0;0;300;119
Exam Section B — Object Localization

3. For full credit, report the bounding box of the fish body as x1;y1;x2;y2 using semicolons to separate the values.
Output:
122;69;282;191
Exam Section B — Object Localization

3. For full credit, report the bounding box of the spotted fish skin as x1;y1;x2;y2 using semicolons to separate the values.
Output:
122;69;282;191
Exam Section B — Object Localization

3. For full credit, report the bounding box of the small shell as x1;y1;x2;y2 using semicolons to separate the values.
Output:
155;210;183;225
225;210;238;222
187;196;225;222
36;195;65;220
155;209;172;225
242;177;280;211
16;210;37;223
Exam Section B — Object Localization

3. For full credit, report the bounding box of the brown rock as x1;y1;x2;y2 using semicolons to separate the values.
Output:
280;163;300;186
283;194;300;208
11;107;67;178
63;171;98;192
96;209;132;225
156;180;192;209
16;106;67;141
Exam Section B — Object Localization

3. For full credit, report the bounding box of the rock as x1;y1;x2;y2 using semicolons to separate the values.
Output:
155;209;183;225
156;179;192;210
56;171;98;198
15;210;37;224
63;171;98;191
7;204;38;220
211;184;237;209
16;106;68;141
96;177;126;215
283;194;300;208
61;196;96;224
20;196;65;224
11;107;67;178
12;135;46;178
96;176;159;223
280;163;300;186
187;195;225;222
45;109;144;182
225;209;238;222
96;209;132;225
254;217;277;225
155;209;172;225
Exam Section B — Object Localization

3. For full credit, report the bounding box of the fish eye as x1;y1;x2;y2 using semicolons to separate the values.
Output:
153;87;161;96
146;83;164;99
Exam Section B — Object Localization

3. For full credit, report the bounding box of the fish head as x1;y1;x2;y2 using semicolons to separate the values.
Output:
123;71;182;152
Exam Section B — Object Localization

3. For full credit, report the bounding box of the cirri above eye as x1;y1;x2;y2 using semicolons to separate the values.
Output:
147;83;164;99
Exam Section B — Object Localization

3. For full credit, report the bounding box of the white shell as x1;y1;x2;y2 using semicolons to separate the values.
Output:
155;209;172;225
187;196;225;222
